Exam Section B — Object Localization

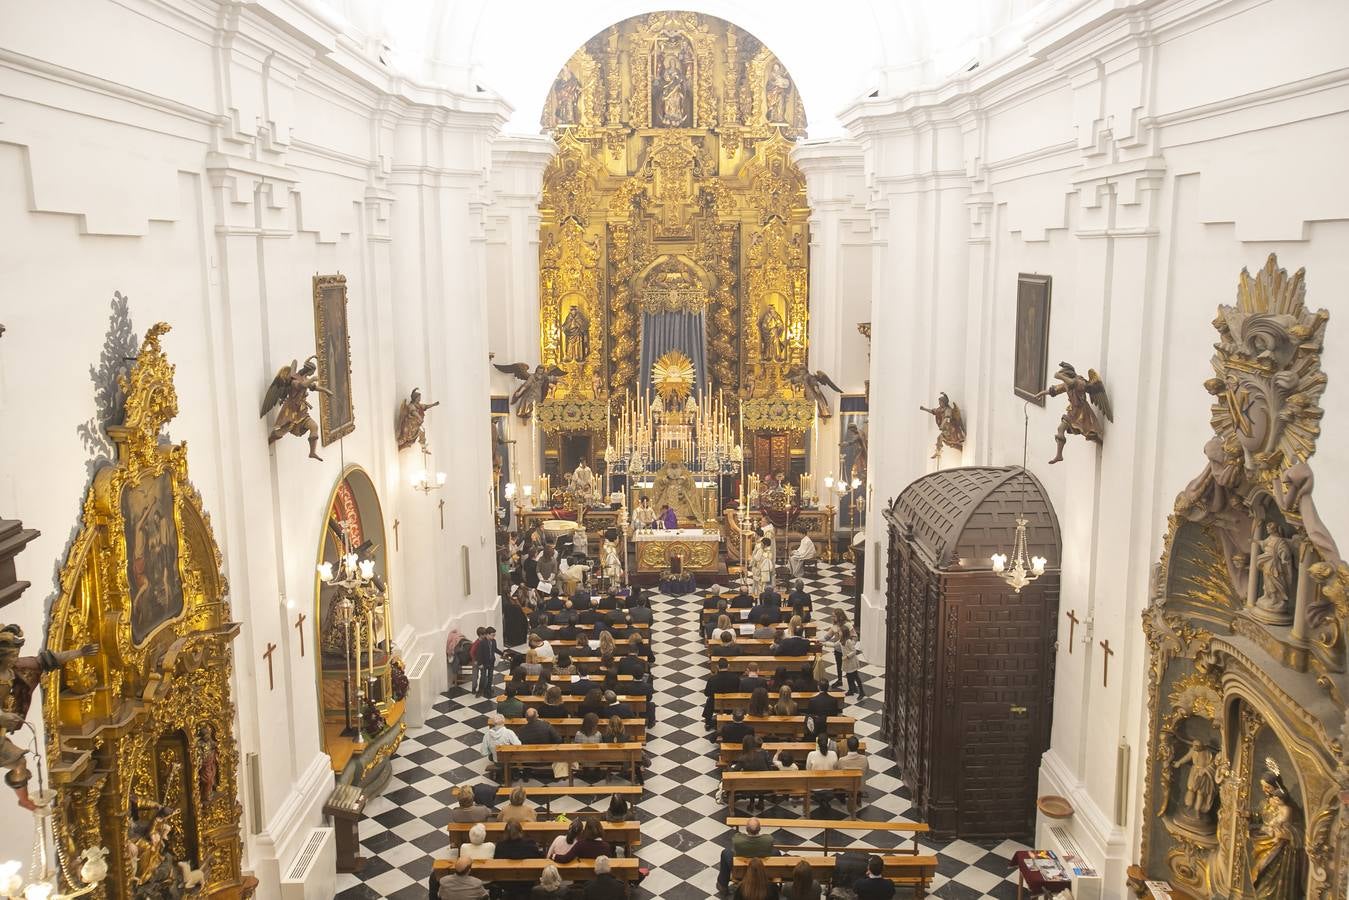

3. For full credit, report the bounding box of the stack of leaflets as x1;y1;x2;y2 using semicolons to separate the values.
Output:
1145;881;1173;900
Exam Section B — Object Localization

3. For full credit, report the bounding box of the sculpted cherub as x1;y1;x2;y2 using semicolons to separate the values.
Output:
1035;361;1113;464
260;356;332;461
395;387;440;451
920;392;966;458
787;366;843;419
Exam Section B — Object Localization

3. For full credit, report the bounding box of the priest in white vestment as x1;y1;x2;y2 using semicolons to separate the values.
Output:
789;531;817;578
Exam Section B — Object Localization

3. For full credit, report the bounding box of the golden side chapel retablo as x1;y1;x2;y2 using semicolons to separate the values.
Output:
44;324;253;899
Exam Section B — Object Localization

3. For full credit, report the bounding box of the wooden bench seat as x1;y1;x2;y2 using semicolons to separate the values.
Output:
726;816;926;854
509;694;649;713
446;820;641;851
730;854;938;897
702;606;795;622
707;654;817;674
712;692;843;713
505;717;646;741
492;784;642;812
715;714;854;738
516;671;643;687
722;769;863;816
717;739;864;766
705;639;823;654
496;742;644;786
432;857;642;883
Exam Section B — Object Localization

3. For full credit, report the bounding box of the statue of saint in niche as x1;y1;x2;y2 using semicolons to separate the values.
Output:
758;305;787;364
1172;739;1218;824
1249;761;1302;900
654;38;692;127
561;303;591;362
1254;522;1294;617
553;67;582;124
765;60;793;124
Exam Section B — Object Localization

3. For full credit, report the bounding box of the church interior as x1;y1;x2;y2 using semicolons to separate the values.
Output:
0;1;1346;899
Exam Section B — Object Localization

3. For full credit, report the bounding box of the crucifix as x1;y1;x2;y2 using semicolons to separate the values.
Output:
1099;638;1114;687
262;642;278;691
393;519;401;551
1065;609;1080;652
438;499;445;530
294;612;308;657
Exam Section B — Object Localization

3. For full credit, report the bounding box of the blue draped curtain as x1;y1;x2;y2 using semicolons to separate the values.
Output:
638;310;708;399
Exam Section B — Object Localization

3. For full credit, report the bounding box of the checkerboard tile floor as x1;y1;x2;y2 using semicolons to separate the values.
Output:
336;564;1030;899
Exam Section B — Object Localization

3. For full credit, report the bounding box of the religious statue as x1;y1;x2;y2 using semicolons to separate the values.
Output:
758;306;787;364
126;770;206;898
765;60;792;124
651;460;700;521
1034;361;1113;464
918;393;966;458
553;66;582;124
395;387;440;451
569;460;598;507
1248;760;1301;900
260;356;332;461
493;361;566;420
841;423;868;483
1254;522;1294;617
561;304;591;362
1179;434;1244;521
0;625;97;810
787;367;843;419
1172;738;1218;821
655;39;691;127
194;722;220;803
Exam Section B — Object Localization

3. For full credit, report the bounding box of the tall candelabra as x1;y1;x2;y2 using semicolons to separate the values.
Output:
605;389;741;477
317;552;388;742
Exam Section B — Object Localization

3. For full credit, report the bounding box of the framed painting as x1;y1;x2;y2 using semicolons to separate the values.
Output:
313;273;355;444
123;470;185;644
1014;273;1052;404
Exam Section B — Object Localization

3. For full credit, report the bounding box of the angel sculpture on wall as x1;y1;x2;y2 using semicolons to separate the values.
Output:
260;356;332;461
920;392;966;459
1034;361;1113;464
494;361;566;420
0;624;97;810
395;387;440;451
787;367;843;418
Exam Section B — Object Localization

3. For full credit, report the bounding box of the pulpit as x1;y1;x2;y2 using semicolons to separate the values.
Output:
882;466;1061;840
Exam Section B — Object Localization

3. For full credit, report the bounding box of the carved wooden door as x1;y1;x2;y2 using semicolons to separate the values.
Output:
750;433;789;476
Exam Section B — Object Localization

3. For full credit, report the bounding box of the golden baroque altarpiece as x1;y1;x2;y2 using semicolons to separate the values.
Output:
537;11;813;435
44;324;251;898
1140;256;1347;900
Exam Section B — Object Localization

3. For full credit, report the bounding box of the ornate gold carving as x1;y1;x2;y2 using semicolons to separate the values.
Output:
537;398;609;434
636;539;718;571
44;324;249;898
740;397;816;434
638;256;710;313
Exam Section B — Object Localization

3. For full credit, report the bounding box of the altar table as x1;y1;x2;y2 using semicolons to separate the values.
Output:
633;528;721;574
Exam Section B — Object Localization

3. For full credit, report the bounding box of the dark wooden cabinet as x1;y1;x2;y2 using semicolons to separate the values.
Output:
882;466;1060;841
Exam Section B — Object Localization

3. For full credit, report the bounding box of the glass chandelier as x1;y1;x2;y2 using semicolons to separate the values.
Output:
0;753;108;900
991;403;1047;593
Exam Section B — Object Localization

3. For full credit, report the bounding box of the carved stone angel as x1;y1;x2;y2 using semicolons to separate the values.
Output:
493;361;566;420
395;387;440;451
787;366;843;418
260;356;331;460
1035;361;1113;464
920;392;966;458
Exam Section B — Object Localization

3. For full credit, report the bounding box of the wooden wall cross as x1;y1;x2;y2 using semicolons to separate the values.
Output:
263;641;278;691
1065;609;1080;652
1099;638;1114;687
393;519;400;551
294;612;308;657
438;499;445;530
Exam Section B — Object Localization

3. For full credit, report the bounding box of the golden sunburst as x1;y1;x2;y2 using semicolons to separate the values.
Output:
652;350;696;402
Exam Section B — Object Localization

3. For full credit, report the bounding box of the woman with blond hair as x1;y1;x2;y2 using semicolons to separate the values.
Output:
529;863;568;898
497;785;537;824
773;684;797;717
597;630;617;657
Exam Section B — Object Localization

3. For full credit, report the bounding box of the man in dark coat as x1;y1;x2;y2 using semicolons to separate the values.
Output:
705;658;741;730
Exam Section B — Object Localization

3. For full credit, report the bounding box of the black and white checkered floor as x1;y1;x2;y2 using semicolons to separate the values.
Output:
336;564;1029;899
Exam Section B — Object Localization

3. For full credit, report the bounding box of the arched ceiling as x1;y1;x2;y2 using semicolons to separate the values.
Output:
316;0;1056;137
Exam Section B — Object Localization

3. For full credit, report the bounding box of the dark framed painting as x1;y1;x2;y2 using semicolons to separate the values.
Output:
1014;273;1052;404
313;273;355;444
123;471;185;644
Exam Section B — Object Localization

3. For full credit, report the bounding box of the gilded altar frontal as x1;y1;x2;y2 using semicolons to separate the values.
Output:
537;11;812;436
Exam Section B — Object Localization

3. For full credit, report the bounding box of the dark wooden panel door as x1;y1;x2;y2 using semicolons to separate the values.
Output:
957;701;1037;837
750;433;790;477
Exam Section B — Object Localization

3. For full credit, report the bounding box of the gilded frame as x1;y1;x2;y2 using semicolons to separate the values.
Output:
313;273;355;444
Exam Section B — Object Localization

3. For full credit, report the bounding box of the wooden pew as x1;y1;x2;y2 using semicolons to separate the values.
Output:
715;714;854;739
700;614;819;633
505;717;646;741
730;855;938;898
702;606;795;623
509;694;649;713
722;769;864;816
726;816;926;855
516;672;643;688
492;784;642;813
705;638;823;655
708;655;816;674
712;692;843;713
496;742;644;786
717;740;865;767
446;820;642;852
432;857;642;884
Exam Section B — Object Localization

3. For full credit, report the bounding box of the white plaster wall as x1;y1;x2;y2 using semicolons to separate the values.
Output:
842;0;1349;890
0;0;507;892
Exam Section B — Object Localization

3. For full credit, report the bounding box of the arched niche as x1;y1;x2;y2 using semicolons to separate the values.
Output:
313;465;405;793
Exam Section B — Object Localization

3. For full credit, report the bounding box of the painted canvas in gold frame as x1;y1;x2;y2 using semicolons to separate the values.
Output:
121;469;185;644
313;273;355;444
1014;273;1051;404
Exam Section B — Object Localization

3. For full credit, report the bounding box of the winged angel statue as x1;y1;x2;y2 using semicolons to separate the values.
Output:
260;356;331;461
1035;361;1113;464
494;361;566;420
787;366;844;419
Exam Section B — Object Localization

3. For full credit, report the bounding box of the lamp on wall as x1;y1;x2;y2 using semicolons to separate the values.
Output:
992;403;1048;592
410;446;446;494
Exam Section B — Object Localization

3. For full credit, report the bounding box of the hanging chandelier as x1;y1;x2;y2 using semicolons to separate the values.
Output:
0;778;108;900
992;403;1048;593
